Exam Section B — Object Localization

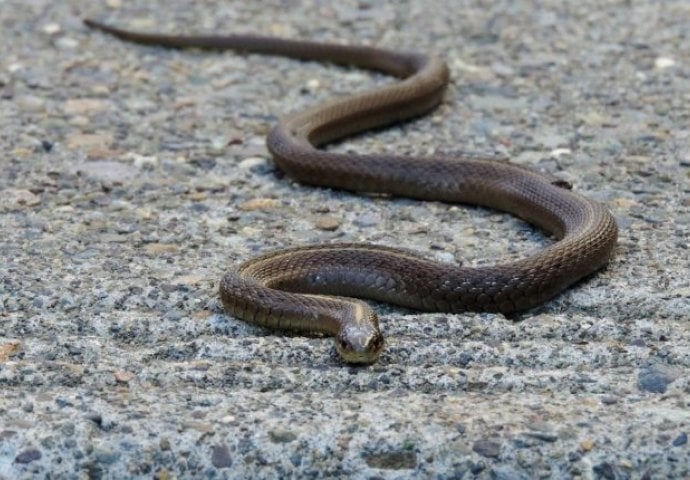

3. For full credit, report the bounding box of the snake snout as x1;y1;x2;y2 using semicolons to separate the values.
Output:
335;327;384;364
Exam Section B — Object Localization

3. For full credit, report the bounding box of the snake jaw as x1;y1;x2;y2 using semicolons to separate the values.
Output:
335;325;384;364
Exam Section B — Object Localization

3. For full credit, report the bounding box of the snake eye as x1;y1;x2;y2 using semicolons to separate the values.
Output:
371;334;384;350
339;338;349;350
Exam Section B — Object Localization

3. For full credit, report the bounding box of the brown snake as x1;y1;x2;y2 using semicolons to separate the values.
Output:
85;19;618;364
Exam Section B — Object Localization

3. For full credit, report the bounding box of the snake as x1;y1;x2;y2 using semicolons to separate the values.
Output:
84;18;618;364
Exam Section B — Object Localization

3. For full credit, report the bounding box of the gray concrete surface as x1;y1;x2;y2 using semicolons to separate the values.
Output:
1;0;689;478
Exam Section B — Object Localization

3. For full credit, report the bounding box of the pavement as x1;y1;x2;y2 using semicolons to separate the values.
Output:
1;0;688;478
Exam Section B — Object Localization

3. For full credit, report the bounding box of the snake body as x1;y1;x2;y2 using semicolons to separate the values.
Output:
85;19;618;364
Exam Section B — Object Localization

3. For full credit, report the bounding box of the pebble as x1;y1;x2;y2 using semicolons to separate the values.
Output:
654;57;675;69
42;23;61;34
65;133;114;150
580;439;594;451
314;216;341;231
94;447;120;465
593;462;622;480
211;445;232;468
472;440;501;458
268;430;297;443
637;366;677;394
524;431;558;443
238;198;280;211
14;448;42;464
672;432;687;447
113;371;134;383
363;451;417;470
238;156;271;172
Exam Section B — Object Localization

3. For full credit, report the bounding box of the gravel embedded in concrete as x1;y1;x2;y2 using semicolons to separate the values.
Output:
1;0;689;478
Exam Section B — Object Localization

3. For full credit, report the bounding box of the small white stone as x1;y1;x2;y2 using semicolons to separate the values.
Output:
239;156;269;170
550;148;572;158
42;23;61;35
654;57;676;69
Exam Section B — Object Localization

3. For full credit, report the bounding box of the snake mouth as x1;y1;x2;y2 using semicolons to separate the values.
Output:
334;330;385;364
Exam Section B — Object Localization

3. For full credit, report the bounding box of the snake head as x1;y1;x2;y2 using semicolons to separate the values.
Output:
334;321;385;364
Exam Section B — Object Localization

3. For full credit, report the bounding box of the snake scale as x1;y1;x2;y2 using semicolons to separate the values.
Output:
85;19;618;363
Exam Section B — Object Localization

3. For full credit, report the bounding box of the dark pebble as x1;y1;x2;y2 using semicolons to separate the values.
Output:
15;448;42;464
512;438;532;449
94;448;120;465
523;432;558;443
41;140;53;152
592;462;620;480
672;432;687;446
457;352;473;367
472;439;501;458
470;462;486;474
638;367;674;393
86;413;102;426
55;397;74;408
211;444;232;468
83;462;104;480
268;430;297;443
363;451;417;470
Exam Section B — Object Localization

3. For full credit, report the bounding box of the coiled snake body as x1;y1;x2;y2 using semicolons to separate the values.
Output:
85;19;618;364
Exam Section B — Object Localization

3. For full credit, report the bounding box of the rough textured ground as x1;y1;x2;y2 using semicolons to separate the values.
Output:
1;0;689;478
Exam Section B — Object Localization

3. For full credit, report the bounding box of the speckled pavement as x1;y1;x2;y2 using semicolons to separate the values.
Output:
1;1;689;478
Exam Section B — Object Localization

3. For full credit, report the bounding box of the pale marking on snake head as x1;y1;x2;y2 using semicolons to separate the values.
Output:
334;303;384;364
